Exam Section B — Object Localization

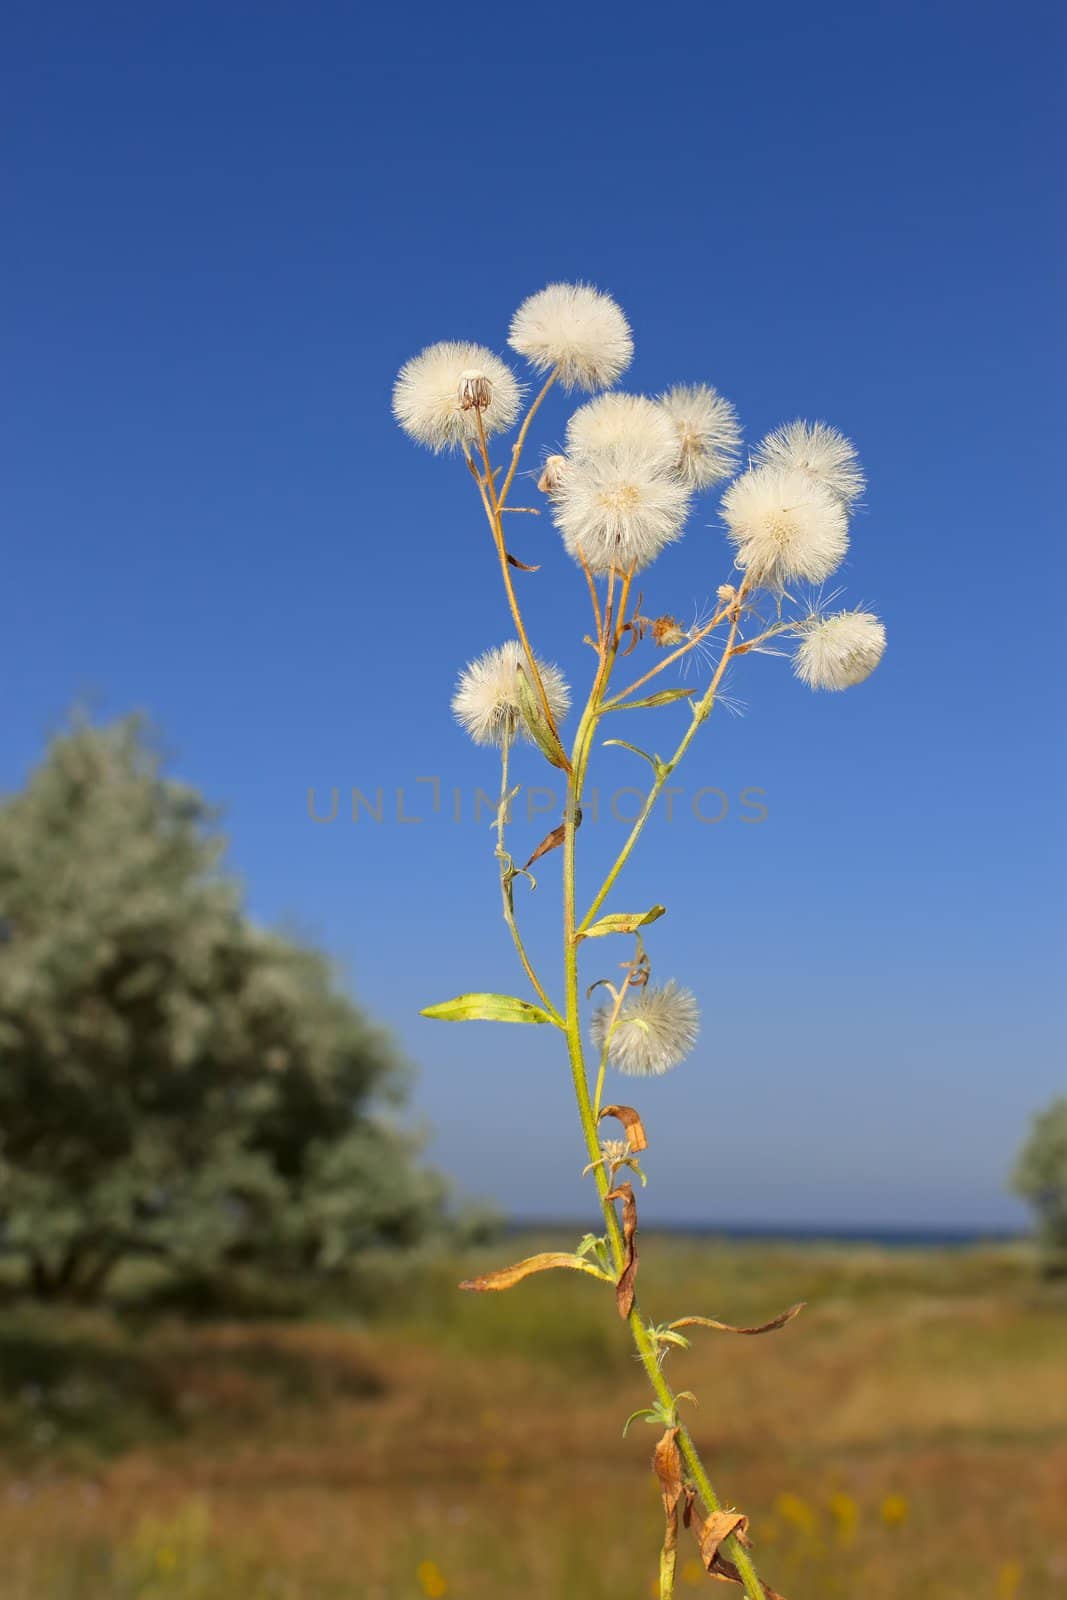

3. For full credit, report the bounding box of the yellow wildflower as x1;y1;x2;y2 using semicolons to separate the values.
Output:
880;1493;908;1528
416;1558;447;1598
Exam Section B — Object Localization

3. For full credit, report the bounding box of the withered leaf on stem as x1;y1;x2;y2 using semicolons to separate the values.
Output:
523;808;581;872
598;1103;649;1153
669;1304;805;1337
459;1251;612;1292
505;551;541;571
687;1508;788;1600
699;1511;751;1564
653;1427;684;1597
605;1181;639;1319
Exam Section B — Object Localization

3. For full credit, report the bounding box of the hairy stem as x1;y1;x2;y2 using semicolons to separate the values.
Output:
498;370;558;507
473;409;569;763
605;598;733;705
579;599;745;933
562;596;766;1600
496;727;560;1020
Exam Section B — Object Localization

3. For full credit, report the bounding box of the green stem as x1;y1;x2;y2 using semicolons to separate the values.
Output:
561;622;766;1600
578;606;743;934
496;727;561;1022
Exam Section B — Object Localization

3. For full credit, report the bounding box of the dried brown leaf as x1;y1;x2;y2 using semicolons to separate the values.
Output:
505;551;541;571
654;1427;683;1597
459;1251;611;1292
598;1103;649;1154
523;807;581;871
698;1511;751;1566
687;1507;788;1599
670;1303;805;1337
605;1181;639;1319
523;822;565;870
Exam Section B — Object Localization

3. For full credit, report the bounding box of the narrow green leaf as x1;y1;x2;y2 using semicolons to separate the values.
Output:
602;738;658;771
622;1407;657;1438
578;905;667;940
603;688;696;712
420;992;556;1025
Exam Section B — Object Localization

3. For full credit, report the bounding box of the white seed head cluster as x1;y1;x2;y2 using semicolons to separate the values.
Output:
509;282;633;393
793;609;886;690
451;641;571;747
590;981;700;1077
551;444;693;574
721;466;849;588
659;384;742;490
755;420;865;507
392;341;522;454
566;392;679;469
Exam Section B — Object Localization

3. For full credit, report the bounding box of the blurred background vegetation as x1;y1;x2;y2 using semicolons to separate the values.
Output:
1;716;1064;1598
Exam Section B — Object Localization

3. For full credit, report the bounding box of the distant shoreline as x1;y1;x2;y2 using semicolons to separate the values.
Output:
505;1219;1026;1248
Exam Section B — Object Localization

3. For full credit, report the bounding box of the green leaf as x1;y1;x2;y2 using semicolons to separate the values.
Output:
420;992;557;1026
576;1231;612;1274
622;1407;657;1438
602;738;659;771
603;688;696;712
578;905;666;941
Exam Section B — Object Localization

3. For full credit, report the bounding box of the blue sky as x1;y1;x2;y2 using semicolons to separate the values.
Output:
3;2;1064;1229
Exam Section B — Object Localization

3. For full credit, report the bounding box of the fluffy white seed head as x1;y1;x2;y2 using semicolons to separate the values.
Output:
551;445;693;574
451;641;570;747
508;282;633;393
537;453;570;497
793;609;886;690
392;341;522;454
565;393;679;469
721;466;849;588
755;420;866;506
590;981;700;1077
659;384;742;490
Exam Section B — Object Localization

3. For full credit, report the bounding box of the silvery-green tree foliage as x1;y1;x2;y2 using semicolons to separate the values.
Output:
0;716;443;1299
1012;1097;1067;1271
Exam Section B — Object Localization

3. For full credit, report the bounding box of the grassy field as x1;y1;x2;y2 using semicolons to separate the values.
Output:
0;1235;1064;1599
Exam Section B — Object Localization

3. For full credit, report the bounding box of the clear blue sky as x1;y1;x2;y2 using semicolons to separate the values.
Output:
4;2;1064;1230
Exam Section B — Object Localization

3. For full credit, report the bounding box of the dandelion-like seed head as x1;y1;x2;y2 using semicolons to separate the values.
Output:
537;453;570;497
721;466;849;589
590;980;700;1077
659;384;742;490
552;446;692;575
793;609;886;690
451;641;571;747
392;341;522;454
509;282;633;393
566;393;678;469
755;420;866;507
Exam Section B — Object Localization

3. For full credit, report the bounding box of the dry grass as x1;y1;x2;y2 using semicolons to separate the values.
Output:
0;1237;1064;1598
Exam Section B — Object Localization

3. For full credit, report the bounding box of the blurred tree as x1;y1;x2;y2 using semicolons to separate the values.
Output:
1011;1097;1067;1274
0;715;445;1300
